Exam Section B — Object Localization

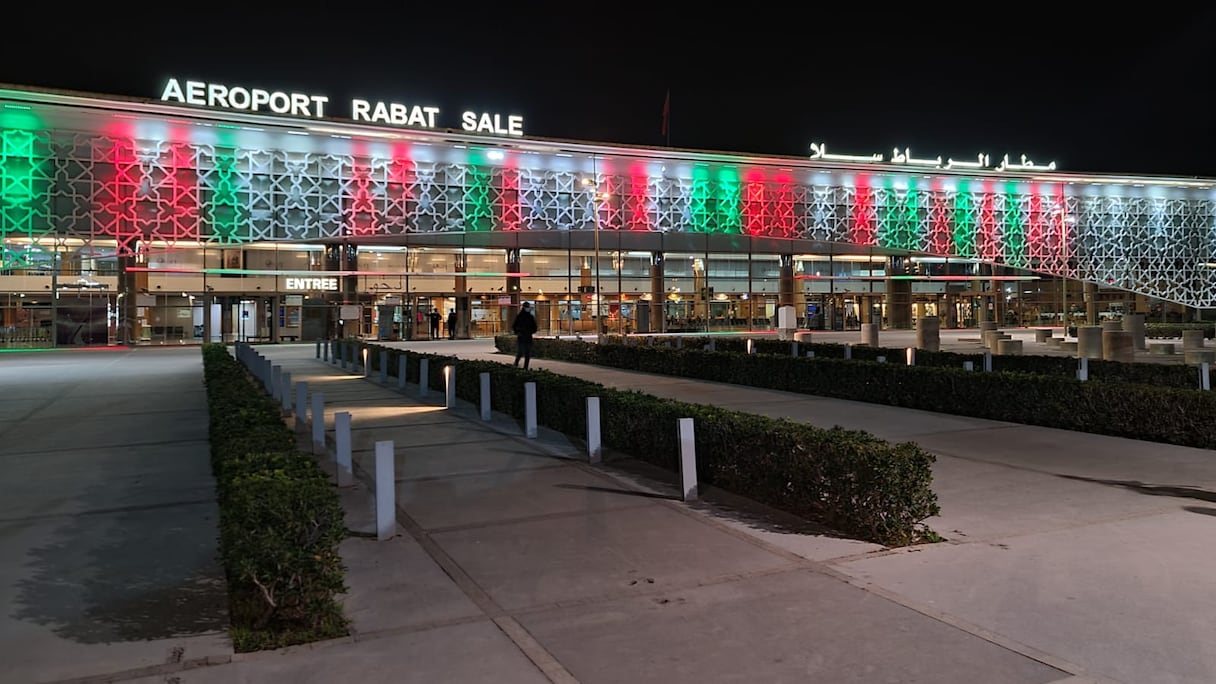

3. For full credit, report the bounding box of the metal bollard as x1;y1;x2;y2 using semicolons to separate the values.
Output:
678;417;697;502
587;396;601;464
311;391;325;451
375;441;396;541
335;411;353;488
480;372;491;421
524;381;537;438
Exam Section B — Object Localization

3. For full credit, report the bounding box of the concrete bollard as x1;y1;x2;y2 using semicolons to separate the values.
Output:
876;356;886;364
272;365;283;400
860;323;879;347
791;341;799;357
315;340;321;358
844;344;852;360
746;339;755;355
708;338;716;352
323;339;329;362
418;359;429;398
295;381;308;431
311;391;325;452
678;417;698;502
398;356;408;389
1201;362;1211;391
480;372;491;420
806;350;815;358
997;339;1023;356
524;382;537;439
963;361;974;371
587;396;601;464
905;347;915;366
335;411;353;488
1076;326;1104;359
916;316;940;352
983;352;992;372
1102;330;1134;363
444;365;456;409
1077;357;1089;382
379;350;388;384
362;348;370;377
280;371;293;412
340;343;348;369
374;440;396;541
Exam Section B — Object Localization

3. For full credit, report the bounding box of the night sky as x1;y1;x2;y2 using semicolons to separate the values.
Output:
3;5;1214;178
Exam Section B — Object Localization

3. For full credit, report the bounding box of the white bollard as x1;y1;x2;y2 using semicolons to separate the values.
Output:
315;340;321;358
378;350;387;384
906;347;915;366
678;417;698;502
444;365;456;409
340;344;348;369
480;372;491;421
1201;362;1211;391
374;440;396;541
587;396;601;464
806;350;815;358
708;338;716;352
323;339;329;362
876;356;886;363
311;391;325;451
280;371;292;411
525;381;537;439
791;341;799;357
398;356;408;389
963;360;974;371
295;381;308;431
1077;357;1089;382
983;351;993;372
844;344;852;360
362;348;370;377
746;339;755;355
418;359;429;398
335;411;353;488
271;365;283;399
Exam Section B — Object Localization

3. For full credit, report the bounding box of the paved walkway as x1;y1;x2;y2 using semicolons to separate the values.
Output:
8;339;1216;683
0;348;230;684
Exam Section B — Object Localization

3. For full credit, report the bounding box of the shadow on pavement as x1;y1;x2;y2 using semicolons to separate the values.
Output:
1056;474;1216;504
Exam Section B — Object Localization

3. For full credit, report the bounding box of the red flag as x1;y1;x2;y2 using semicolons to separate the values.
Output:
661;89;670;137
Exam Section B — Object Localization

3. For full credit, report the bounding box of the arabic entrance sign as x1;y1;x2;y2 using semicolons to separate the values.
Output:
809;142;1057;172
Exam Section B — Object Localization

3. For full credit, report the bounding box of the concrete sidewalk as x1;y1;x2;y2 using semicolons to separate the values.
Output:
141;343;1079;684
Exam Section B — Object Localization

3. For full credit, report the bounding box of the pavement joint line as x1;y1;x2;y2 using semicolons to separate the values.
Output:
0;439;210;458
31;654;233;684
0;497;217;524
386;462;569;485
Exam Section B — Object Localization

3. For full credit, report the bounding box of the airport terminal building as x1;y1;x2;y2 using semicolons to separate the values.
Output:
1;79;1214;346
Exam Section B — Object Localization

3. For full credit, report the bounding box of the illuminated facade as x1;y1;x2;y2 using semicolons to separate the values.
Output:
1;82;1213;346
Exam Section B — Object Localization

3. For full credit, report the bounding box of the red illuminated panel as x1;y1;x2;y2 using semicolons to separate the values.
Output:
772;171;796;238
626;166;651;231
95;138;143;254
1027;189;1044;257
977;184;999;260
850;175;877;246
499;167;522;231
929;190;951;254
743;170;766;236
157;143;200;242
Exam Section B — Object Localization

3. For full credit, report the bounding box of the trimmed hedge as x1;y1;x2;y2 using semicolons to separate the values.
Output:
201;343;348;652
503;335;1216;450
333;339;939;547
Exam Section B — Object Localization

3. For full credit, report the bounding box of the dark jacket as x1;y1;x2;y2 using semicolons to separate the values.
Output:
512;309;537;341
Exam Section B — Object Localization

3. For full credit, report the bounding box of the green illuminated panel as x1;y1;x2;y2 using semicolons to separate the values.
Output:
0;123;51;267
952;183;976;258
465;165;492;231
1003;182;1026;267
207;150;242;242
716;167;741;234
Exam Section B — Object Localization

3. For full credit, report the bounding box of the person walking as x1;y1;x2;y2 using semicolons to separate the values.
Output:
428;308;441;339
512;301;538;369
446;309;457;339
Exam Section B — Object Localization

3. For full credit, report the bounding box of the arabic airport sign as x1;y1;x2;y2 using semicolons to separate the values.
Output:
809;142;1057;172
160;78;525;136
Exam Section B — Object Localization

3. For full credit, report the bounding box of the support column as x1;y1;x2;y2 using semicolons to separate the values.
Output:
455;252;469;339
886;257;912;329
778;254;795;308
504;248;521;334
650;251;665;333
118;255;142;346
1085;282;1099;326
219;296;234;342
202;294;214;343
270;295;281;343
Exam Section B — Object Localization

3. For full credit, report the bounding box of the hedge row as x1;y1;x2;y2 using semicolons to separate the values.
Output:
201;343;348;652
500;336;1216;450
334;339;940;547
597;333;1204;390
